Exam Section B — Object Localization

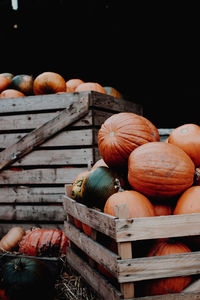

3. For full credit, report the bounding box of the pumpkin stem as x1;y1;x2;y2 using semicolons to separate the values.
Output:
194;168;200;186
114;178;124;192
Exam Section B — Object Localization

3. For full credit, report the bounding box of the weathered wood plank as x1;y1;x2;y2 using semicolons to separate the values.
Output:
0;204;64;221
0;95;89;170
115;213;200;242
62;195;116;239
64;221;119;276
0;129;93;149
183;278;200;293
0;92;87;114
117;251;200;283
0;167;88;184
0;186;64;203
136;291;200;300
13;148;94;166
0;223;64;239
66;247;122;300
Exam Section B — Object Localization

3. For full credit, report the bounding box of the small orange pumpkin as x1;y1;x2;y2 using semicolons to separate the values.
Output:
0;74;11;92
0;89;25;99
173;186;200;215
66;78;84;92
33;72;66;95
128;142;195;199
75;82;107;94
168;123;200;167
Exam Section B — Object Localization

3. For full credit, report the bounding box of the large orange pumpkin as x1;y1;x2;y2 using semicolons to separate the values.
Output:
144;239;192;296
104;190;156;218
0;89;25;99
128;142;195;199
75;82;107;94
66;78;84;92
168;123;200;167
173;186;200;215
98;112;160;167
33;72;66;95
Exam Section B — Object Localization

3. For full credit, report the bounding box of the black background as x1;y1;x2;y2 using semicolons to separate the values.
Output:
1;0;200;128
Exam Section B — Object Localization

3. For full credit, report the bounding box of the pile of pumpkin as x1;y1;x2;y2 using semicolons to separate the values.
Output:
0;227;69;300
71;112;200;297
0;72;121;99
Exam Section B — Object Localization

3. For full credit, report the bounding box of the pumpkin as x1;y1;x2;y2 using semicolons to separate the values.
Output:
33;72;66;95
104;190;156;218
154;203;173;216
91;158;108;170
168;123;200;167
18;228;69;257
0;74;11;92
0;257;55;300
144;239;192;296
0;89;25;99
81;166;126;210
0;73;14;81
0;227;25;252
73;218;83;230
173;186;200;215
75;82;107;94
98;112;160;167
71;170;90;200
103;86;121;98
128;142;195;199
66;78;84;92
10;74;34;95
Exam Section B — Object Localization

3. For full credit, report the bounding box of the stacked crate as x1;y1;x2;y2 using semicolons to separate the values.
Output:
0;91;142;237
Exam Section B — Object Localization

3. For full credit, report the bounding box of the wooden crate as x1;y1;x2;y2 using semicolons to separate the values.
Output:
63;186;200;300
0;91;142;236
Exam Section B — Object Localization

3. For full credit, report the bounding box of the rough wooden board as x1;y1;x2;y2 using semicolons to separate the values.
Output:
0;95;89;170
0;186;64;203
136;292;200;300
65;247;122;300
183;278;200;293
0;204;64;222
115;213;200;242
0;129;94;149
64;220;119;276
62;195;116;239
0;167;88;184
117;251;200;283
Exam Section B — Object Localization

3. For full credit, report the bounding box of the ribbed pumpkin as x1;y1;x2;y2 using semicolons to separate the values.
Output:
168;123;200;167
144;239;192;296
173;186;200;215
81;166;126;210
0;257;55;300
104;190;156;218
98;112;160;167
128;142;195;199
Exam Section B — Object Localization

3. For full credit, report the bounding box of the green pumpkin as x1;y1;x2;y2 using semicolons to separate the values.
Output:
81;166;126;210
0;257;55;300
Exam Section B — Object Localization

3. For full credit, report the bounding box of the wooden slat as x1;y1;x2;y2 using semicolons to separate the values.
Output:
0;167;88;184
183;278;200;293
66;247;122;300
0;186;64;203
62;195;116;239
13;148;94;166
0;95;89;170
136;291;200;300
115;213;200;242
0;204;64;222
0;129;93;149
0;223;64;238
0;92;87;114
64;220;119;276
117;251;200;283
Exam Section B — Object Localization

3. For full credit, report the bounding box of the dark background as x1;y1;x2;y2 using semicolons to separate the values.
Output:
1;0;200;128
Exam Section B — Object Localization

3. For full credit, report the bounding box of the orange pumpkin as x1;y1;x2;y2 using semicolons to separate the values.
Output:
173;186;200;215
0;74;11;92
104;190;156;218
66;78;84;92
0;72;14;81
75;82;107;94
91;158;108;170
168;123;200;167
98;112;160;167
153;203;173;216
128;142;195;199
103;86;121;98
144;239;192;296
11;74;34;95
0;89;25;99
33;72;66;95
